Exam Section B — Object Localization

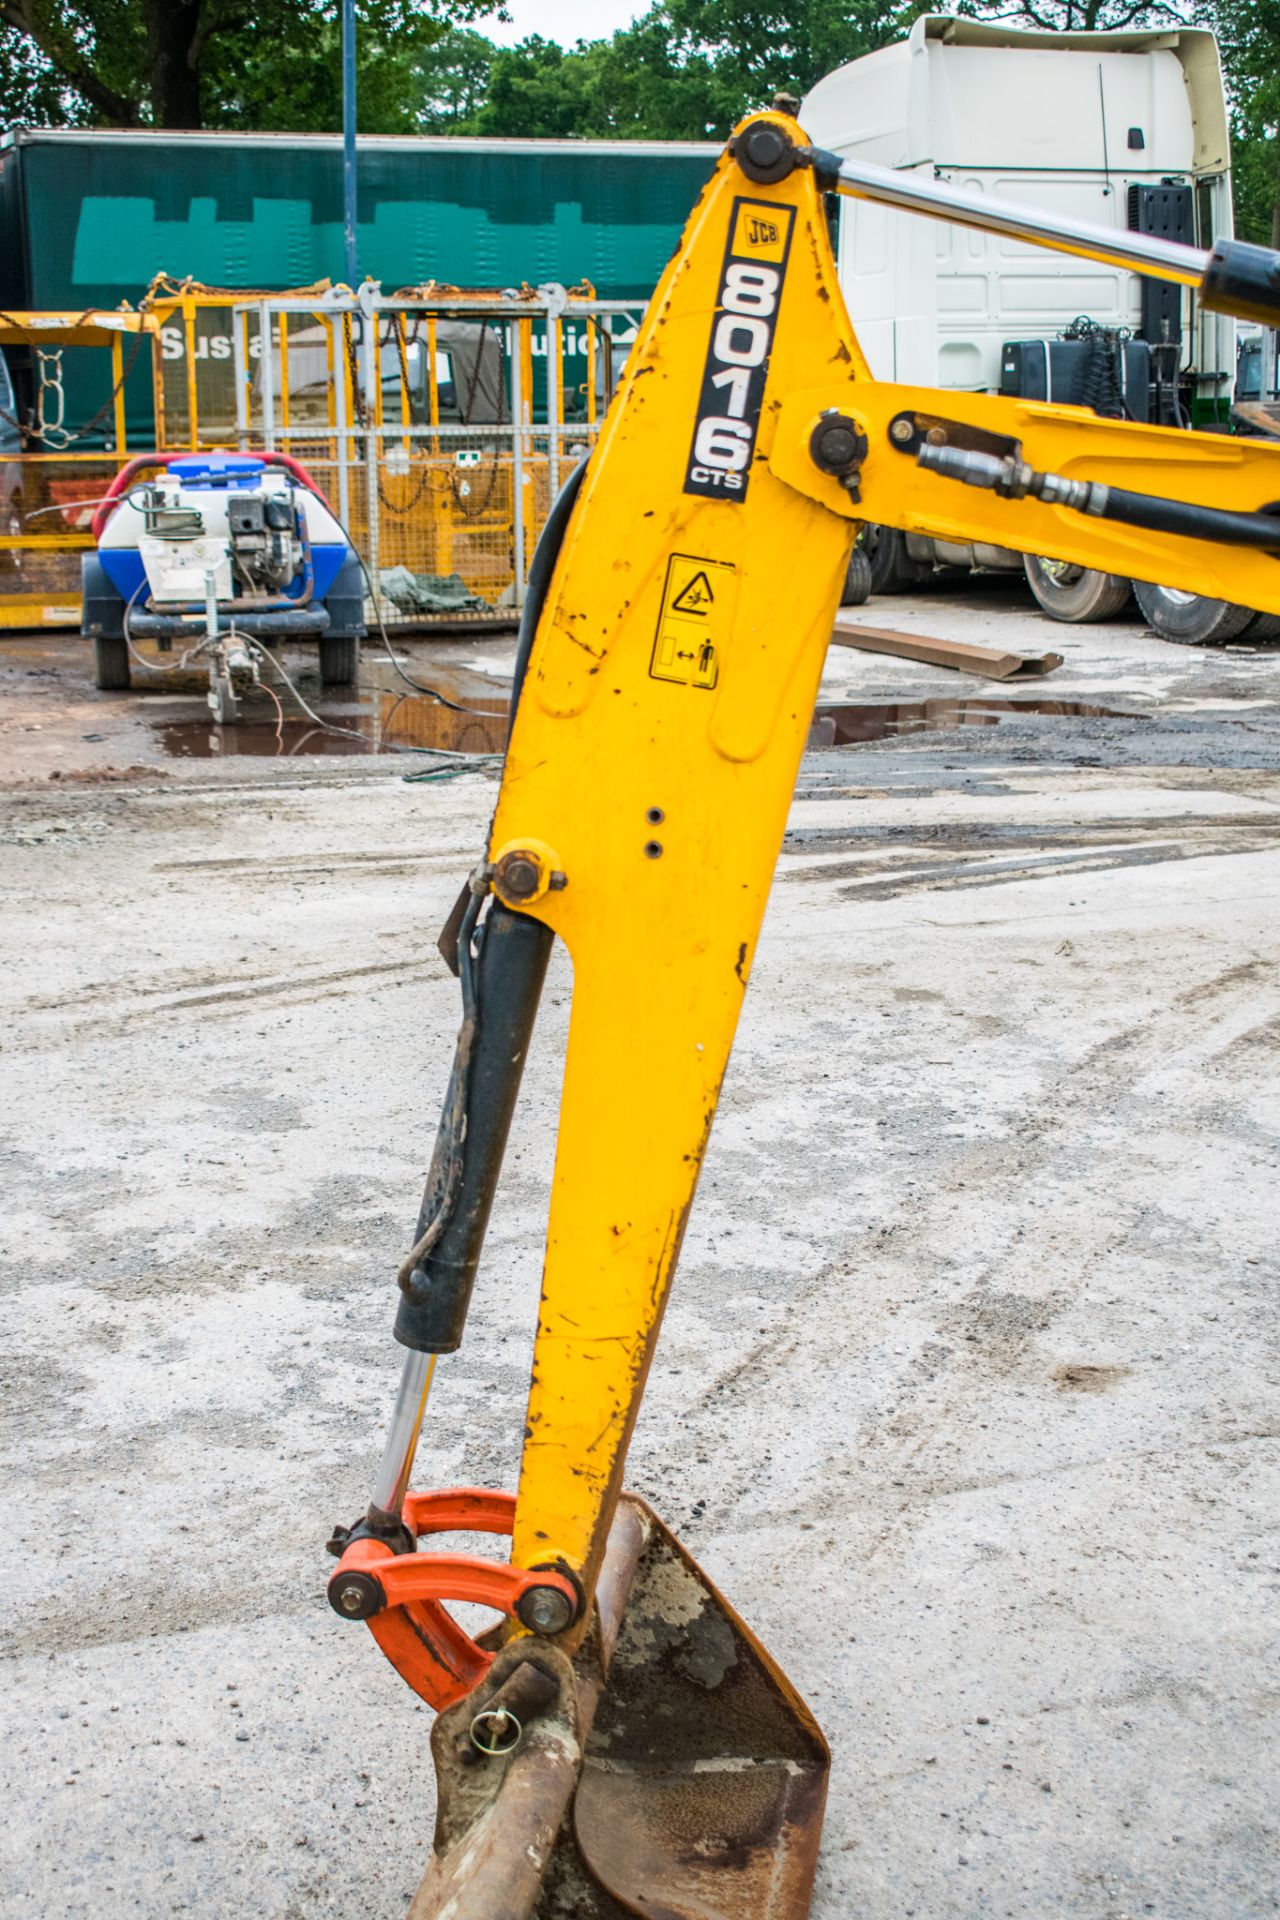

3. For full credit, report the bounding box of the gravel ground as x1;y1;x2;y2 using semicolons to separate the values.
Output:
1;583;1277;1919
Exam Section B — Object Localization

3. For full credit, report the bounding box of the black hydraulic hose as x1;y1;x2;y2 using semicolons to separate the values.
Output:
392;458;590;1355
1097;487;1280;555
394;903;553;1354
917;442;1280;558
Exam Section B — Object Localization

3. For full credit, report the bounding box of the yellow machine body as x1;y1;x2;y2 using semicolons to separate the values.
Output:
332;110;1280;1920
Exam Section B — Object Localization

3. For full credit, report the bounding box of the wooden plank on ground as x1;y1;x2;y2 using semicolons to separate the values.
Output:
831;619;1063;680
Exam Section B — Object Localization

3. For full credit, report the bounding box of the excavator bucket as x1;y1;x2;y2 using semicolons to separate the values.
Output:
408;1495;829;1920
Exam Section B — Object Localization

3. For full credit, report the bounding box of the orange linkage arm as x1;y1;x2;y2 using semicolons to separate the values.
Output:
326;1491;578;1711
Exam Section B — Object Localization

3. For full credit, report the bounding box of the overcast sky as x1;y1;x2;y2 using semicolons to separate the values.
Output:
478;0;649;46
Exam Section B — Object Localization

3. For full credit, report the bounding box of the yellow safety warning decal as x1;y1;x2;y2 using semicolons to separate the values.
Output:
650;552;737;690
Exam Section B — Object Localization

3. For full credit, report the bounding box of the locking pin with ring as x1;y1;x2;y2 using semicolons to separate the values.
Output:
469;1706;524;1758
456;1657;561;1768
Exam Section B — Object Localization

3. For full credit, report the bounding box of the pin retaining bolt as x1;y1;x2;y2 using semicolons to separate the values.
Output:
328;1570;385;1620
516;1584;576;1636
492;840;567;908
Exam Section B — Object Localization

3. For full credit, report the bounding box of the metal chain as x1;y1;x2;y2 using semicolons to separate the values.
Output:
342;312;368;429
36;349;67;447
0;310;146;449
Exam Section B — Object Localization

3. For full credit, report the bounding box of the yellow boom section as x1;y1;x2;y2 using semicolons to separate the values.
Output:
491;129;862;1600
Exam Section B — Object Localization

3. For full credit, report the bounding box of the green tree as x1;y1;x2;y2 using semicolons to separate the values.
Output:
410;25;495;131
1210;0;1280;246
464;0;918;142
657;0;924;110
959;0;1193;27
468;33;609;137
0;0;493;131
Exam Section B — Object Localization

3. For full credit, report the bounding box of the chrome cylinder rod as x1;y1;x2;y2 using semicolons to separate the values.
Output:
834;154;1210;290
369;1348;437;1517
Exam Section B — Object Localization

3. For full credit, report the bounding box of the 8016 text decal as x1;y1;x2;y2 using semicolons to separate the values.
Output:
683;198;795;502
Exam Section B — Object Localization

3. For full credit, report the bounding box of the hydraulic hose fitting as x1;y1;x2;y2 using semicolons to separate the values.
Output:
916;442;1105;514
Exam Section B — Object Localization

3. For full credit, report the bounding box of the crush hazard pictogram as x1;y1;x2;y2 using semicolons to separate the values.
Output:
671;571;716;616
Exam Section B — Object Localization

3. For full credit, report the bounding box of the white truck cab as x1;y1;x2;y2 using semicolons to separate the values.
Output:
803;16;1248;632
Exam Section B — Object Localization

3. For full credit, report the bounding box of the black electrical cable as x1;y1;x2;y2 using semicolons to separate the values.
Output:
349;543;508;718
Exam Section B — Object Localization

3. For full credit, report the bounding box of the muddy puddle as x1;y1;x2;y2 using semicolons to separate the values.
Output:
808;696;1133;747
156;691;1133;760
155;686;510;759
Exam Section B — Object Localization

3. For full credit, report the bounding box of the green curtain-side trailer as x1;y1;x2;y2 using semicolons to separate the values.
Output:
0;129;717;311
0;127;718;448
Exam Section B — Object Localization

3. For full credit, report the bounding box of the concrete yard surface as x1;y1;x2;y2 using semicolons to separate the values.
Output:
0;590;1278;1918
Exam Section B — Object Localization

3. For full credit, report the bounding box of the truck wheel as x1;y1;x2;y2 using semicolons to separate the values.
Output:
862;525;931;594
841;546;872;607
93;635;131;691
319;635;360;686
1132;581;1255;645
1023;556;1132;623
1241;610;1280;641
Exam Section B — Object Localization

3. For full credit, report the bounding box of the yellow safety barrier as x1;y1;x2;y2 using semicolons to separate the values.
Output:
0;309;157;628
0;281;641;631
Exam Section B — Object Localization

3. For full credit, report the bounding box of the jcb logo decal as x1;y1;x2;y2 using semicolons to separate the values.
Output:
684;198;795;503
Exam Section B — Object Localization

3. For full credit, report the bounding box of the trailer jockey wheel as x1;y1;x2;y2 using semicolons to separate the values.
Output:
319;635;360;686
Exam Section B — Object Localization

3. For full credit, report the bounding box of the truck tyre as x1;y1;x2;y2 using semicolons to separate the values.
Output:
93;635;131;690
841;546;872;606
1240;610;1280;641
862;525;931;594
319;634;360;686
1132;581;1255;645
1023;555;1132;623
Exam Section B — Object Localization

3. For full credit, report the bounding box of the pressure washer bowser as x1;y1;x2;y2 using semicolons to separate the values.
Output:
82;450;365;721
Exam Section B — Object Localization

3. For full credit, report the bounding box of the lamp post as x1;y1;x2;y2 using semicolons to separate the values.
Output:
342;0;358;287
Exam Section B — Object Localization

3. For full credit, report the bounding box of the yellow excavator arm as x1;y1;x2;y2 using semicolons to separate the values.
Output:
326;111;1280;1920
